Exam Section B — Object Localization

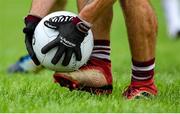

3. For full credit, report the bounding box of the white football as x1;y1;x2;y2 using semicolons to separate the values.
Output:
32;11;93;72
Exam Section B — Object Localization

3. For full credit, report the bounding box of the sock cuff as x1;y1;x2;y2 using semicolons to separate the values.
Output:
132;58;155;67
91;40;111;62
94;40;110;46
131;58;155;82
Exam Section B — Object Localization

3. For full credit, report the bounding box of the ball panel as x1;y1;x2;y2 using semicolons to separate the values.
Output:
33;11;94;72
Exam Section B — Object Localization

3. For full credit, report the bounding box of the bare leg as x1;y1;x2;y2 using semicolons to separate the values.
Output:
120;0;157;61
29;0;67;18
77;0;113;40
120;0;158;99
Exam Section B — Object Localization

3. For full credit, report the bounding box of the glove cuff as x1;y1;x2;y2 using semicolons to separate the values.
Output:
72;16;92;34
25;15;42;23
23;15;42;34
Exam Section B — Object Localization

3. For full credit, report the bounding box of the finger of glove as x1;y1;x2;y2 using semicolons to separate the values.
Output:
51;46;65;65
41;38;59;54
62;49;73;66
74;47;82;61
25;39;40;65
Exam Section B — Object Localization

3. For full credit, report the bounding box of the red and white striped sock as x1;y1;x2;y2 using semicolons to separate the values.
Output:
131;58;155;86
91;40;111;62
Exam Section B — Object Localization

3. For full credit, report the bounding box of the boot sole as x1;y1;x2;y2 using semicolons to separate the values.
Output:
54;74;113;95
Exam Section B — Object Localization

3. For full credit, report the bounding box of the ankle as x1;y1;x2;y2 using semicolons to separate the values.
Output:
131;58;155;86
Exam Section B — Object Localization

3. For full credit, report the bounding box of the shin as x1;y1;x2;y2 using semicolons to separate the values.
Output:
120;0;157;62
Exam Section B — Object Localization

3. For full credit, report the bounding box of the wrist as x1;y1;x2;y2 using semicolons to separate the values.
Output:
72;16;92;34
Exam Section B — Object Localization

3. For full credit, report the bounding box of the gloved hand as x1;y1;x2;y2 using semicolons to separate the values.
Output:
42;16;91;66
23;15;41;65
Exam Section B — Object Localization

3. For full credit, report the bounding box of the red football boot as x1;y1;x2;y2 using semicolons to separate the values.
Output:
54;57;113;95
123;58;158;99
123;80;158;99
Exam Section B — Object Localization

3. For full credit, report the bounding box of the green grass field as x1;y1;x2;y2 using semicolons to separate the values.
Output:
0;0;180;113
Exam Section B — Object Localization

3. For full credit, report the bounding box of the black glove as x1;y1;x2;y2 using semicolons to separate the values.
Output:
42;16;91;66
23;15;41;65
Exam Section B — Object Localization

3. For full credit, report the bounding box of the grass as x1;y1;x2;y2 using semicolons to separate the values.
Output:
0;0;180;113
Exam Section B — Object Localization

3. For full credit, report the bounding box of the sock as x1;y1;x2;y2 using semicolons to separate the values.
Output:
131;58;155;86
89;40;112;84
91;40;111;62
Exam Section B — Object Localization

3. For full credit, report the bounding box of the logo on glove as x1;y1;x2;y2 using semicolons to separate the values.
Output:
59;36;76;48
44;15;74;29
49;15;73;23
